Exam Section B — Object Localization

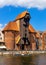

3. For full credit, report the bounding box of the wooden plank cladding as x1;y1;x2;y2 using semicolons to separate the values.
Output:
2;11;46;51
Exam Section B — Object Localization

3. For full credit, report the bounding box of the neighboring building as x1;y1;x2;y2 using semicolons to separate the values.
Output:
42;31;46;50
36;31;46;50
36;31;43;50
0;30;4;44
0;30;6;50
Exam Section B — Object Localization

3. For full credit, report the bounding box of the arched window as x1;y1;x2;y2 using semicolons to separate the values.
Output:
0;33;1;36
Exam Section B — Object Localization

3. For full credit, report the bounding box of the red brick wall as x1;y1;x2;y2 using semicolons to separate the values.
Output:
4;31;15;50
42;32;46;50
29;33;36;50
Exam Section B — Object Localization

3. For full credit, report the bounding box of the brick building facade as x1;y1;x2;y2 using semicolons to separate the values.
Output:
2;11;46;51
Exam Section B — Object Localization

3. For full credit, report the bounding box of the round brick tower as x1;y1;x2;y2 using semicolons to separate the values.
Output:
4;31;15;50
2;21;19;50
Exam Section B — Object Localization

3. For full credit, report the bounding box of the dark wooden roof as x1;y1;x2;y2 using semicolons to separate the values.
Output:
16;11;29;20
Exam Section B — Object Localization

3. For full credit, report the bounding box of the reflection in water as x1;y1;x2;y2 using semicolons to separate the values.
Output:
0;54;46;65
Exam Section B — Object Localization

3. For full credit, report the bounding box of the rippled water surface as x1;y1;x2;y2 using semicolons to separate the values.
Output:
0;54;46;65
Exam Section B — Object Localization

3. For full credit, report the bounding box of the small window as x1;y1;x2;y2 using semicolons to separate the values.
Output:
44;36;46;41
0;37;2;40
25;29;27;32
23;24;27;27
0;33;1;36
25;33;27;37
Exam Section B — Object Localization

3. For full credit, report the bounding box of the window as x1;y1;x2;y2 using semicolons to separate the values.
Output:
44;36;46;44
23;24;27;27
25;29;27;32
25;33;27;37
0;37;2;40
0;33;1;36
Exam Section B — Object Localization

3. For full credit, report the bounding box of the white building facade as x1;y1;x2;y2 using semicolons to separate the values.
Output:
0;30;4;43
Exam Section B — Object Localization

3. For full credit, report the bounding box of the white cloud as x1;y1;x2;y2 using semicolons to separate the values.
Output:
0;0;46;9
0;24;3;30
0;24;2;27
0;23;7;30
5;24;7;26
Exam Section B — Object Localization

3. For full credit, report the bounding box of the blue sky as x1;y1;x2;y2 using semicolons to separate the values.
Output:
0;0;46;31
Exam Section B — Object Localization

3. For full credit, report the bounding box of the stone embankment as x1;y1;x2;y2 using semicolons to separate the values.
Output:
0;51;46;56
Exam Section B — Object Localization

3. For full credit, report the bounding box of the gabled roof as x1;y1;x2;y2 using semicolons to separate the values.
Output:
3;21;35;33
16;11;29;20
2;21;19;32
36;32;40;38
29;24;35;32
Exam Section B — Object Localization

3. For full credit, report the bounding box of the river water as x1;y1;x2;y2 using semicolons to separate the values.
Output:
0;54;46;65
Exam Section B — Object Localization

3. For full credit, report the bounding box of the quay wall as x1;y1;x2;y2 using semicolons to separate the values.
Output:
0;51;46;55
